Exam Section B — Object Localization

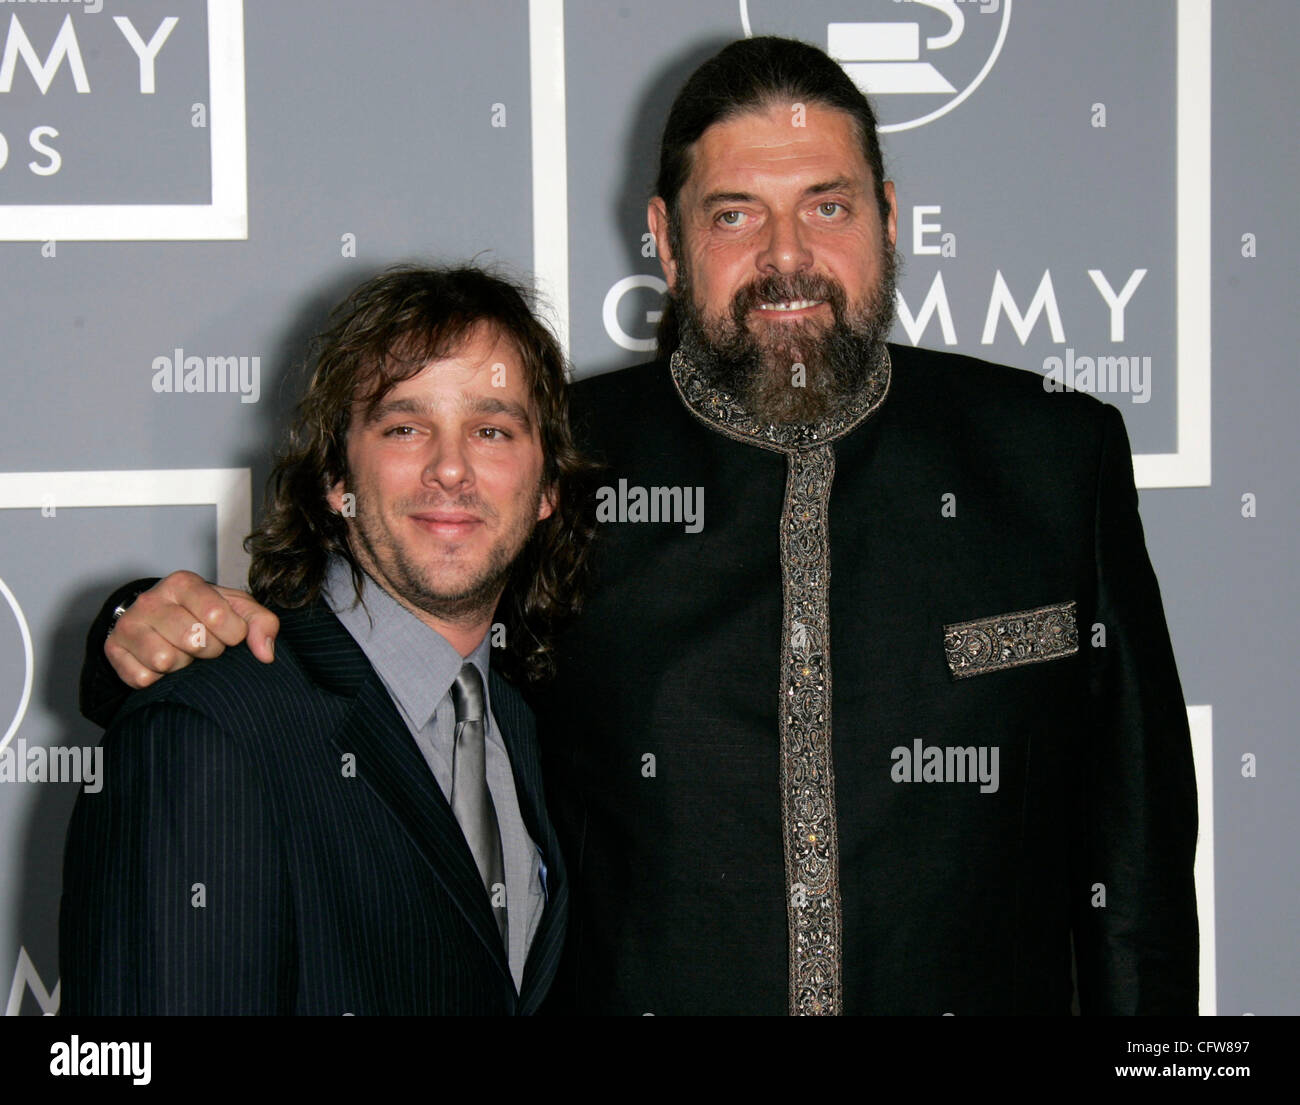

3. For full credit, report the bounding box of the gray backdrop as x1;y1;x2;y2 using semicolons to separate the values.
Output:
0;0;1294;1015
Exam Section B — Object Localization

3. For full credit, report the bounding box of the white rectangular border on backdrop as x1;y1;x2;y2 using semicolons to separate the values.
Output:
528;0;1213;490
0;0;248;242
0;469;251;585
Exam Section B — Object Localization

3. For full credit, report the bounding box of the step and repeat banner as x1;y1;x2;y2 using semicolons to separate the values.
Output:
0;0;1294;1015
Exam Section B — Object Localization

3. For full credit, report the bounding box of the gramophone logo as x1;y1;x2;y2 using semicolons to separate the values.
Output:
738;0;1012;132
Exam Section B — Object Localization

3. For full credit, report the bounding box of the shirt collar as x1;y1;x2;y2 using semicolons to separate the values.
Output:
322;556;492;732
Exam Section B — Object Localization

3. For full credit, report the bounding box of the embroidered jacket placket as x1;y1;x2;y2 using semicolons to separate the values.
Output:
669;345;891;1015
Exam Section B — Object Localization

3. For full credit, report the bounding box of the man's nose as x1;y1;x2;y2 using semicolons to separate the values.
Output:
424;433;471;489
756;211;812;275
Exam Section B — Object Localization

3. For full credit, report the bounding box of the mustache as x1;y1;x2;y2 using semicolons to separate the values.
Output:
399;494;496;520
729;273;848;320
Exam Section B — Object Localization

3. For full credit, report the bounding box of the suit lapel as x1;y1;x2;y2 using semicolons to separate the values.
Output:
280;602;514;990
490;670;568;1014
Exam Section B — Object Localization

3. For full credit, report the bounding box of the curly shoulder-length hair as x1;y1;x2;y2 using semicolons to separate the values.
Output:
245;263;600;685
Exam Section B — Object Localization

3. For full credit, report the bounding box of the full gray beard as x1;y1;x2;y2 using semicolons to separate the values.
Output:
674;249;898;425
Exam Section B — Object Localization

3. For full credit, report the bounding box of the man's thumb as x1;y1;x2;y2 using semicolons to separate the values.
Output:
223;590;280;663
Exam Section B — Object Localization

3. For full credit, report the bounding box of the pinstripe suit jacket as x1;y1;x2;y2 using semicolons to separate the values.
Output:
59;599;567;1015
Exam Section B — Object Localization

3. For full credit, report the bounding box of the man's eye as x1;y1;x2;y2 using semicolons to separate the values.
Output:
477;426;511;440
717;210;745;226
383;425;415;437
817;202;843;217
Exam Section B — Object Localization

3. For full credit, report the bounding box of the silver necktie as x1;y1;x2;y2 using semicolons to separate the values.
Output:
449;663;508;945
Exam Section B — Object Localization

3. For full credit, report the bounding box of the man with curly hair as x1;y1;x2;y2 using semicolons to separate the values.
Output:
60;265;596;1015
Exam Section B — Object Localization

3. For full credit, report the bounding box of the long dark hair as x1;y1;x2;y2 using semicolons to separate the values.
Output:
245;264;599;684
654;36;892;354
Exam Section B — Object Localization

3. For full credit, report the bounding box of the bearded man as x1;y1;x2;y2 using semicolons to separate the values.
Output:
76;37;1198;1016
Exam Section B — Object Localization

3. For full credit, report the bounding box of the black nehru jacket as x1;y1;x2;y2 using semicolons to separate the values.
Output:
529;343;1197;1015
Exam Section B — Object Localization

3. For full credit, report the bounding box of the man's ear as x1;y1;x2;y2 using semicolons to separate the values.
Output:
537;483;557;523
883;180;898;249
326;478;347;514
647;197;679;293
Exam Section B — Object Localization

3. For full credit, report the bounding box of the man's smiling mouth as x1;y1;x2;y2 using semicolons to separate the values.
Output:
755;299;824;312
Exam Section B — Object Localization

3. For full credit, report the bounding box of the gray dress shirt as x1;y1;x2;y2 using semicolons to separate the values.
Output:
322;557;545;991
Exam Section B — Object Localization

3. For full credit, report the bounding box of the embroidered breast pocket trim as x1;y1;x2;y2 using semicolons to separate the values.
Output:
944;600;1079;679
